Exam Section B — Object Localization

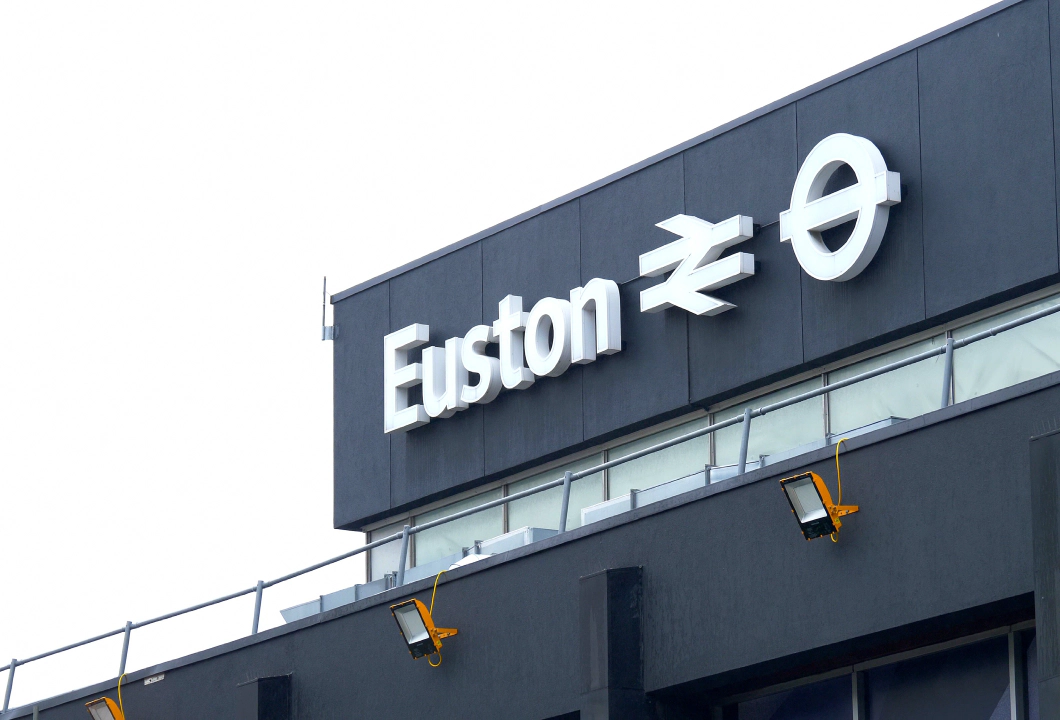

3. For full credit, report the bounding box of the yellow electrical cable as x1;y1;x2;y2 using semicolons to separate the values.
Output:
831;438;848;543
430;569;447;615
426;569;448;668
117;672;126;717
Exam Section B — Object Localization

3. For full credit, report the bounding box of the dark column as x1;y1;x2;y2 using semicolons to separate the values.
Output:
235;675;291;720
580;567;650;720
1030;429;1060;720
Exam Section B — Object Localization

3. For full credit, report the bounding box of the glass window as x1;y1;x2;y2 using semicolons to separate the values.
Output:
953;294;1060;403
508;454;604;531
413;489;503;568
865;635;1009;720
714;379;824;467
828;336;946;435
608;416;712;499
368;520;411;582
738;674;851;720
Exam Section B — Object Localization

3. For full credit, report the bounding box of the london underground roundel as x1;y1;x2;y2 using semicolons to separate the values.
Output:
779;133;901;281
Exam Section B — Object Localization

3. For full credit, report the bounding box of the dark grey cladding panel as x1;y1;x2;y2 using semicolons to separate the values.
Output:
582;276;689;440
919;0;1059;318
482;369;585;477
682;107;801;404
481;202;584;475
796;52;926;361
686;224;804;405
481;201;581;312
1053;0;1060;267
683;105;796;225
580;156;684;284
333;282;390;530
389;244;484;509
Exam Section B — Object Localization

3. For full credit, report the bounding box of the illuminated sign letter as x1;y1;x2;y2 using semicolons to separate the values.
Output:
460;325;502;405
422;338;469;419
525;297;573;378
779;133;901;281
639;213;755;315
384;323;429;434
570;278;622;364
493;295;535;390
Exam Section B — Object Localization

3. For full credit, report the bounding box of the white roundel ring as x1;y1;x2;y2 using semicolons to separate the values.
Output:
779;133;901;281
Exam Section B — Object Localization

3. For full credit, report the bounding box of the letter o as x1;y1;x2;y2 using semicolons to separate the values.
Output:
524;298;573;378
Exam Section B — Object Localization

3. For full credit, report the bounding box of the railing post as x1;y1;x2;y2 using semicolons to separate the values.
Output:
3;658;16;712
737;407;753;475
940;336;954;408
118;621;132;676
395;525;410;587
251;580;265;635
558;471;573;532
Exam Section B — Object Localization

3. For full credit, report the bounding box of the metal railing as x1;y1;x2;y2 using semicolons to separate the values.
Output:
4;299;1059;715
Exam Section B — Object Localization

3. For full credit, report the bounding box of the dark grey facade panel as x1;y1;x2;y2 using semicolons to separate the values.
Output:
683;105;796;228
22;378;1054;720
682;107;803;405
389;244;485;509
581;276;690;441
333;282;390;530
579;155;684;285
481;202;585;475
686;224;804;405
795;52;927;361
918;0;1059;318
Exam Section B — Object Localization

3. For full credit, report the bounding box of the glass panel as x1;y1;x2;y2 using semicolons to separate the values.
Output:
508;454;604;531
738;674;851;720
865;635;1009;720
608;416;711;499
1025;631;1038;720
953;294;1060;403
714;379;824;467
368;520;411;582
414;489;503;567
828;336;945;434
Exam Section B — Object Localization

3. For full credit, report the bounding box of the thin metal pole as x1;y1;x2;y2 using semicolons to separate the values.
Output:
558;471;573;532
395;525;410;586
118;621;132;676
251;580;264;635
737;407;753;474
3;658;15;712
940;336;954;408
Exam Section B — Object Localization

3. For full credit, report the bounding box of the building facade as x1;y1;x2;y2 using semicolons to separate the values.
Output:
7;0;1060;718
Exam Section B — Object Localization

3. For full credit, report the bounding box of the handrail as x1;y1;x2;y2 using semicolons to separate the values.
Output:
4;298;1059;715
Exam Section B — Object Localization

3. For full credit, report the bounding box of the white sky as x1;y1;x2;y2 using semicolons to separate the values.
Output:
0;0;996;709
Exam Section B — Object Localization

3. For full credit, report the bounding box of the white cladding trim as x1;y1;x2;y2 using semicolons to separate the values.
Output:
383;280;622;433
639;213;755;315
779;133;901;281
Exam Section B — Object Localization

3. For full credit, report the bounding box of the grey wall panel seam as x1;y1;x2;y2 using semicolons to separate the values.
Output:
1050;0;1060;266
329;0;1027;305
916;48;929;321
794;100;806;365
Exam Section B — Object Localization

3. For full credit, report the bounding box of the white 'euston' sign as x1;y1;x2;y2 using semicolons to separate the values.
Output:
383;133;900;433
384;279;621;433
